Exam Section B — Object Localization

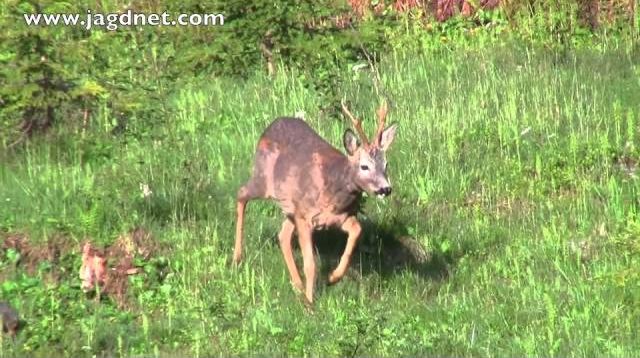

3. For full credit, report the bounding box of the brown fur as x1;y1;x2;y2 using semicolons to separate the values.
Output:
234;103;397;305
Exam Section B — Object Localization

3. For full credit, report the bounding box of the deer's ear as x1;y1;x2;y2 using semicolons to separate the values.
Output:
343;129;360;155
379;123;397;151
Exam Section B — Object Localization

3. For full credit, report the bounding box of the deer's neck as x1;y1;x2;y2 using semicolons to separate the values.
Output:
327;162;362;212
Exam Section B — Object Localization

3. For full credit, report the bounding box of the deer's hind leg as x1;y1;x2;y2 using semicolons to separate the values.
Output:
233;179;266;264
234;144;278;264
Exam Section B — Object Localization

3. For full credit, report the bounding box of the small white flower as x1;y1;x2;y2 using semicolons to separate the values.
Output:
140;183;152;198
294;110;305;119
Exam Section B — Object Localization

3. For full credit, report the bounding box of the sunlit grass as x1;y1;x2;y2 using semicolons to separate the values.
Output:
1;43;640;357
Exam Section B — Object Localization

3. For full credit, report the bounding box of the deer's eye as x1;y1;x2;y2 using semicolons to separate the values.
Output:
360;165;369;171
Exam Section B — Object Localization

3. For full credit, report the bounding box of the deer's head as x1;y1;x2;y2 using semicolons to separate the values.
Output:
341;100;398;198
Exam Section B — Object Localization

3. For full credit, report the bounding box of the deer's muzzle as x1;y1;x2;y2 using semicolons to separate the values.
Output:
375;186;392;197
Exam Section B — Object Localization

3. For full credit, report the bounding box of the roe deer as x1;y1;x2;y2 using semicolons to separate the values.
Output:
234;100;398;305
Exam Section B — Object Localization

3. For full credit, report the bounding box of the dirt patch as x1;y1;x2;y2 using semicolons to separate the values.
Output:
80;227;165;308
1;232;75;284
2;227;166;309
107;227;158;264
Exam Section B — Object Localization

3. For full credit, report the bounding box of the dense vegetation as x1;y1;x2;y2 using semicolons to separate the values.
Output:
1;0;639;357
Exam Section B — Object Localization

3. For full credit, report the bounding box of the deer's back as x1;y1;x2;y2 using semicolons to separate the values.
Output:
259;117;336;153
253;118;358;223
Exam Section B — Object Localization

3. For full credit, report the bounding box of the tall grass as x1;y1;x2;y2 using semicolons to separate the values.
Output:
1;43;639;357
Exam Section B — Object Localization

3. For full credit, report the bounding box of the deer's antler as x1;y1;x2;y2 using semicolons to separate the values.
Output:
374;99;388;145
341;100;369;146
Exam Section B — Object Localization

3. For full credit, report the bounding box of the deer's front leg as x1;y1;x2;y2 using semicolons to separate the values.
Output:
329;216;362;284
294;217;316;305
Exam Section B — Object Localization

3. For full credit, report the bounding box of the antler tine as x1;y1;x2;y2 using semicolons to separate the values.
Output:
374;98;389;144
341;100;369;146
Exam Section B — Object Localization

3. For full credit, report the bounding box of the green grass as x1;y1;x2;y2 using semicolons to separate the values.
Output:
1;42;640;357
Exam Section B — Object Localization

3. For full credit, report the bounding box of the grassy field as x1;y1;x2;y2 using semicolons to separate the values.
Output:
1;42;640;357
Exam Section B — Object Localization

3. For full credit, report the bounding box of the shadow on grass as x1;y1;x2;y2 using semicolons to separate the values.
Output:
266;217;457;284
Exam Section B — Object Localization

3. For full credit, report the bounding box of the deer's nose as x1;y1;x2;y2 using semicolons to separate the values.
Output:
376;187;392;196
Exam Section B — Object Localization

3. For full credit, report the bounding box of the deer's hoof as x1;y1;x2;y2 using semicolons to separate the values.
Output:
303;295;315;312
303;300;315;314
327;271;342;285
291;281;304;293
